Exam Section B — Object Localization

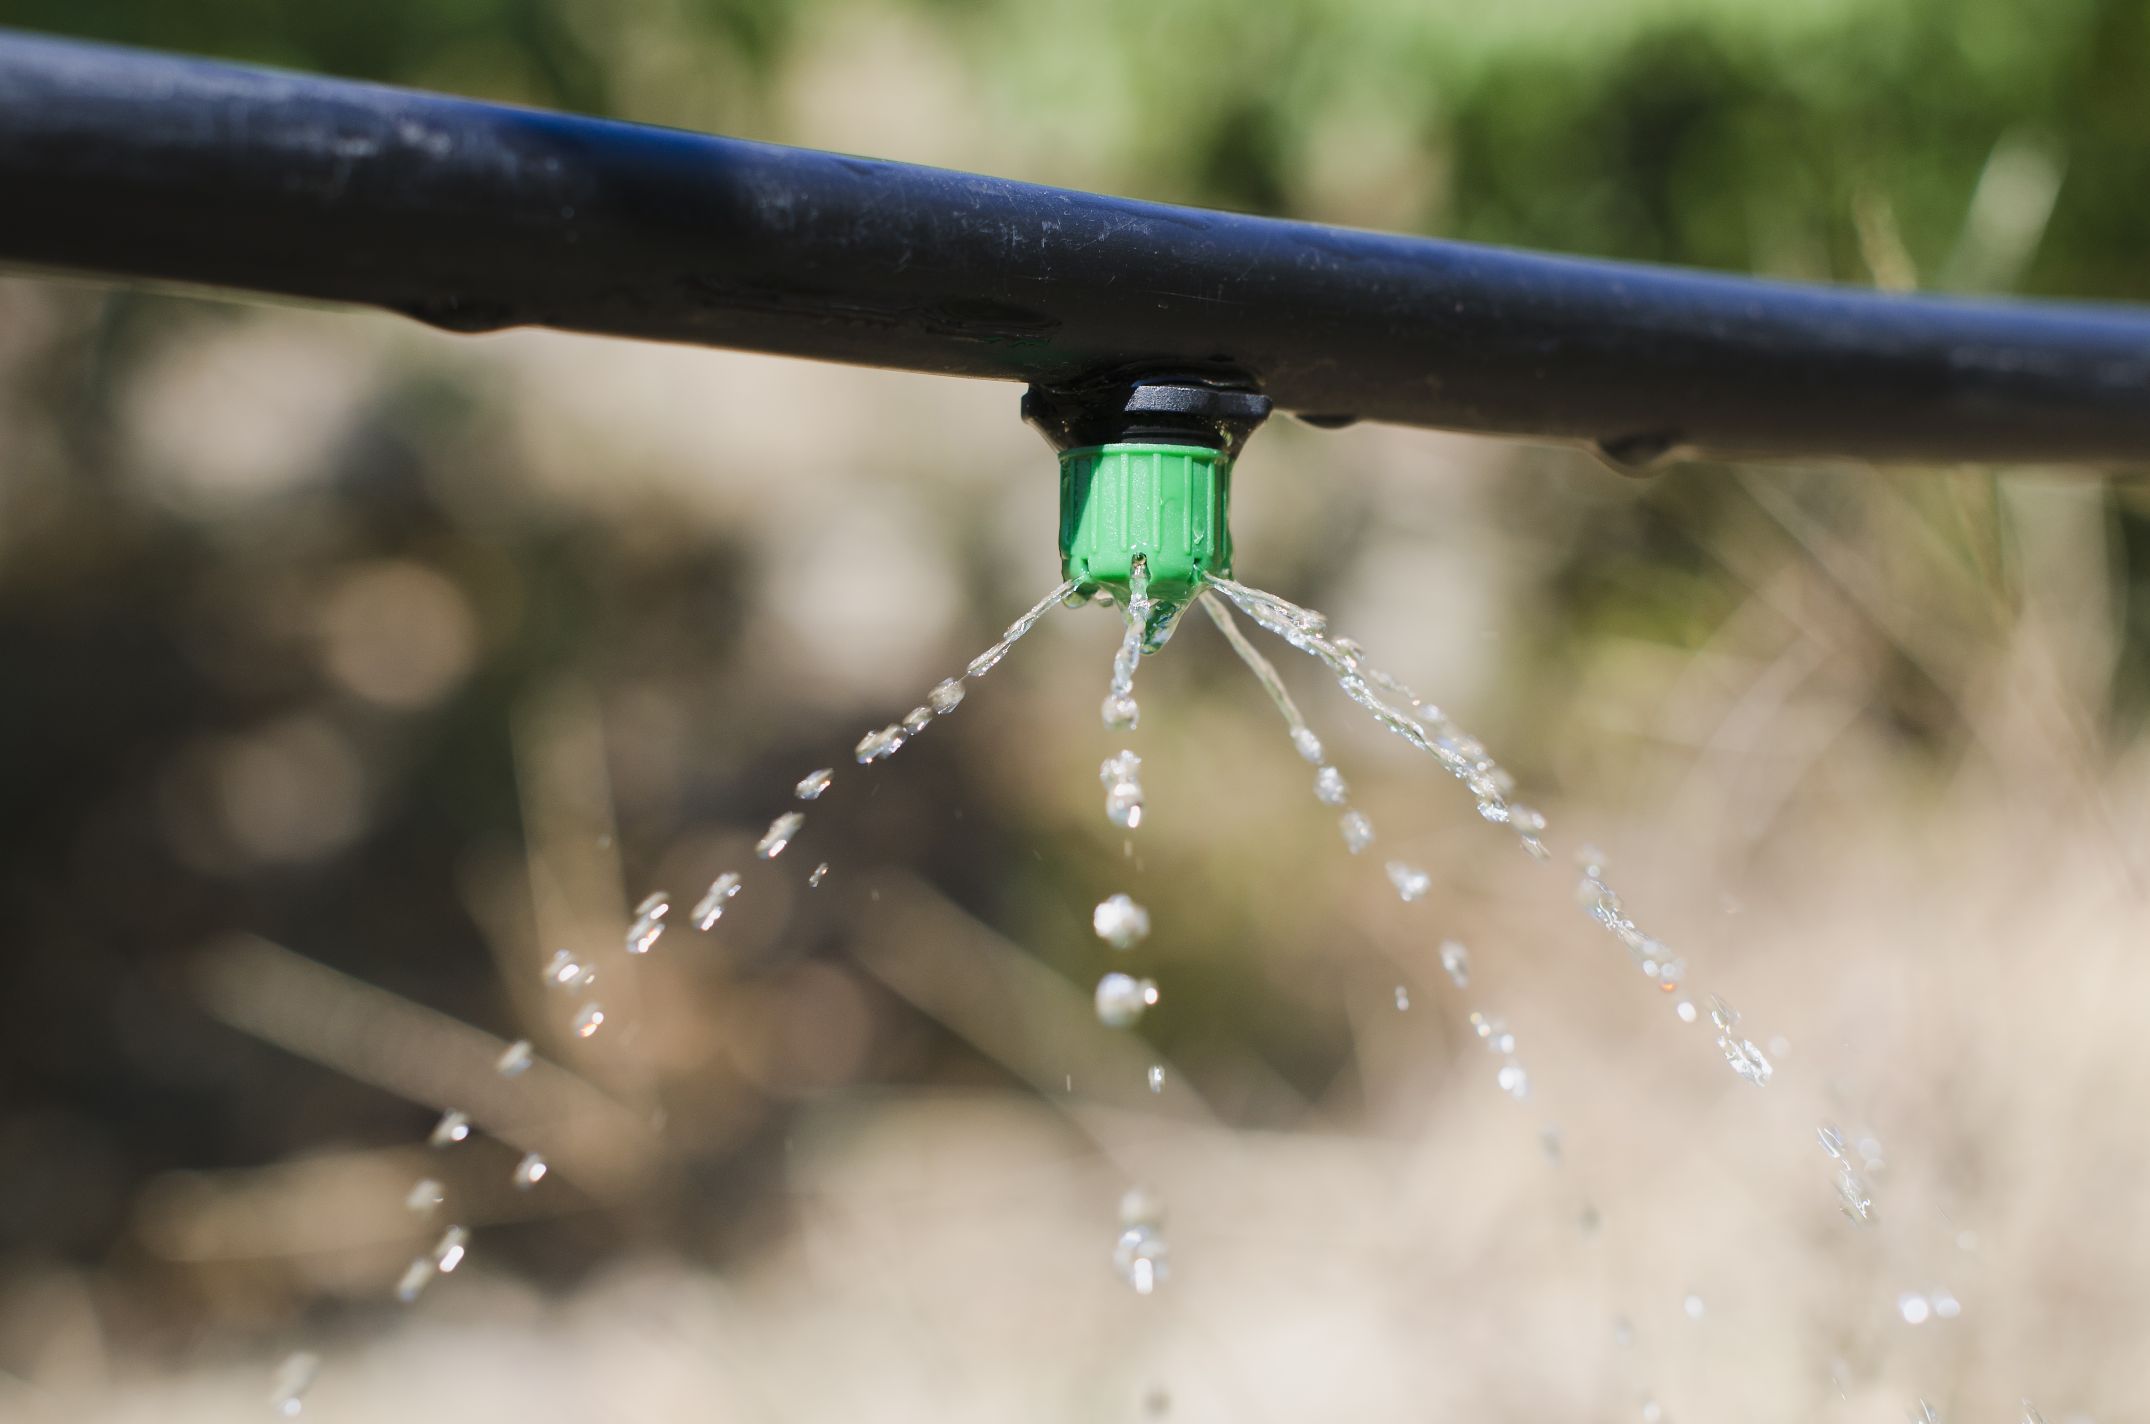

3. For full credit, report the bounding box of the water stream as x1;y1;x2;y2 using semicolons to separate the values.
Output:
271;560;2032;1420
270;576;1093;1413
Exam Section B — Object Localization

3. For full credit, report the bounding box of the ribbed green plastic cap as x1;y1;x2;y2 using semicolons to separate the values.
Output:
1058;442;1232;606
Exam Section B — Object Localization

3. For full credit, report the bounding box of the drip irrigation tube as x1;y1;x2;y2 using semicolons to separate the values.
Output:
1;29;2147;466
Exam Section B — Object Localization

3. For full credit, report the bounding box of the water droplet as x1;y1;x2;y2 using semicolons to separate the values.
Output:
2021;1403;2048;1424
428;1110;471;1147
1313;765;1349;805
542;948;596;991
794;768;834;800
1102;692;1139;730
1101;750;1145;829
1675;999;1697;1024
1339;810;1375;854
692;872;742;929
512;1152;548;1189
808;861;829;888
1394;984;1410;1011
1291;727;1323;764
1708;995;1772;1085
395;1256;434;1304
1439;940;1470;987
1147;1064;1165;1093
1385;861;1430;902
572;1003;605;1038
404;1177;444;1213
1579;871;1615;913
1092;893;1151;950
432;1225;469;1273
269;1350;320;1417
901;706;932;735
1898;1291;1931;1325
756;812;804;860
495;1039;533;1077
1094;972;1157;1029
624;891;669;955
1719;1033;1774;1086
1931;1290;1961;1319
1497;1061;1529;1098
853;725;902;763
1835;1168;1875;1224
1911;1399;1944;1424
1819;1125;1874;1222
1683;1293;1706;1320
1576;844;1607;875
927;677;966;714
1113;1223;1169;1295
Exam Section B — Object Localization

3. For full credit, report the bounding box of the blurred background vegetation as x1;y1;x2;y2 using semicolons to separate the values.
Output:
2;1;2148;1420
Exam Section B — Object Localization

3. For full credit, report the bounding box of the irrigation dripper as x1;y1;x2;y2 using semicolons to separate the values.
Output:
1024;377;1272;639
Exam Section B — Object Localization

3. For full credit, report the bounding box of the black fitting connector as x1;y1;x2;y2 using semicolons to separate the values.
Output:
1022;376;1273;457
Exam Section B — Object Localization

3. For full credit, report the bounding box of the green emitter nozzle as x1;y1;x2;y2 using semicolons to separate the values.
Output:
1057;442;1231;607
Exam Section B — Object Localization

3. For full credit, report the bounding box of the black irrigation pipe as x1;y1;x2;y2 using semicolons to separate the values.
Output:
2;28;2147;466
